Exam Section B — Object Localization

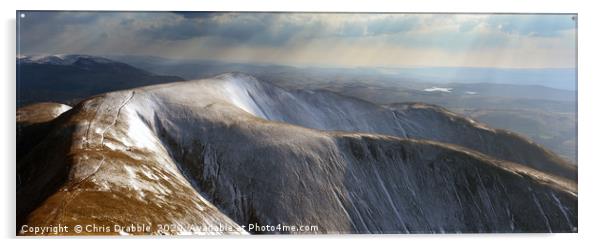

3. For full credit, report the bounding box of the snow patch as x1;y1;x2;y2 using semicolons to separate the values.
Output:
19;54;115;65
221;78;267;119
124;108;158;150
424;87;453;93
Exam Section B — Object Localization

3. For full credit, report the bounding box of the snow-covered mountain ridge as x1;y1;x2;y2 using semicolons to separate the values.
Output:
17;73;576;235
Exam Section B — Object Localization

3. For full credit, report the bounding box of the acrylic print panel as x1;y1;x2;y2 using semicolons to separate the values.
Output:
16;11;577;235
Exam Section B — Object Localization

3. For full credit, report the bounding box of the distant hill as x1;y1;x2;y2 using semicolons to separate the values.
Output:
17;54;184;106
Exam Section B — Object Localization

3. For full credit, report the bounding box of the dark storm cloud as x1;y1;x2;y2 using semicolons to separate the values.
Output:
18;11;103;51
139;13;426;47
20;11;100;27
170;11;224;19
140;13;324;46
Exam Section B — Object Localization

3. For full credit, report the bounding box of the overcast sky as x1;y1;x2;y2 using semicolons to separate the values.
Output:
17;11;577;69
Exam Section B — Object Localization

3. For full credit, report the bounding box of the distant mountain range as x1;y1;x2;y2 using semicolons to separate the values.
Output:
106;55;577;91
17;54;184;106
17;73;576;235
377;66;577;91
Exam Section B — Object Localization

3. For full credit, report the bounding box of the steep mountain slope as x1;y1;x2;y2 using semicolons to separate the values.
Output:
17;55;184;106
17;102;71;161
183;73;575;180
18;73;576;234
386;103;576;179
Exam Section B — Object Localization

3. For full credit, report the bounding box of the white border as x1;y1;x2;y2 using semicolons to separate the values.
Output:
2;0;601;246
